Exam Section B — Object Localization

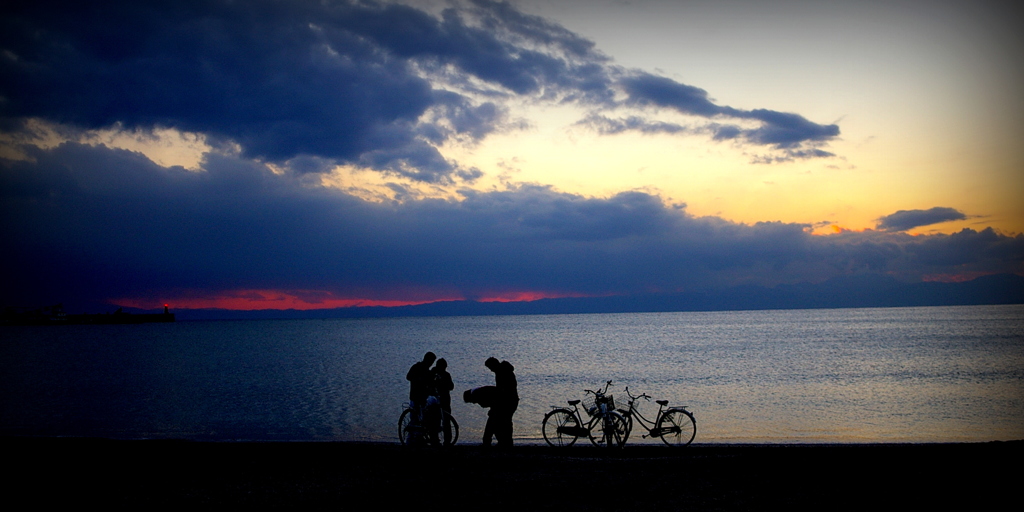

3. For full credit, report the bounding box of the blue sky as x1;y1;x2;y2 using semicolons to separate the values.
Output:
2;0;1021;311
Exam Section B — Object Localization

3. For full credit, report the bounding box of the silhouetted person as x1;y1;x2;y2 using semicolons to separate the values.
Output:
406;351;437;444
432;358;455;446
463;386;498;408
463;385;498;445
483;357;519;447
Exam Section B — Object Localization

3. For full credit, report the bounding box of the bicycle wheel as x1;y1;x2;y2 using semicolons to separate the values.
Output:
398;408;415;446
657;409;696;447
617;409;634;443
542;409;580;447
440;411;460;446
589;411;627;448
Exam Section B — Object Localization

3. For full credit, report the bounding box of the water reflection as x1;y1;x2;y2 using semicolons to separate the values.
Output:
1;305;1021;443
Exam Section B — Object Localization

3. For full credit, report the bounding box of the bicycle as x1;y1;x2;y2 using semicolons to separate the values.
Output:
541;380;628;448
617;386;696;446
398;399;460;446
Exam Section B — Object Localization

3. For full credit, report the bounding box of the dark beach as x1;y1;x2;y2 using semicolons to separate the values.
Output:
8;437;1018;510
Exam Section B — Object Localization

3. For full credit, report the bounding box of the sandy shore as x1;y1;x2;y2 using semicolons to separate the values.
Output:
7;437;1019;509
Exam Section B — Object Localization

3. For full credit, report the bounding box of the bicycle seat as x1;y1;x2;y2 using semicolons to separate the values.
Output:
656;400;669;406
567;400;581;406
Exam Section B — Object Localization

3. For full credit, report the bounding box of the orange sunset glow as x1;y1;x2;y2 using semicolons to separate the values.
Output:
2;0;1021;314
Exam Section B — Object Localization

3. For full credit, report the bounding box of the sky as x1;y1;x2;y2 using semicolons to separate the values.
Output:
2;0;1022;311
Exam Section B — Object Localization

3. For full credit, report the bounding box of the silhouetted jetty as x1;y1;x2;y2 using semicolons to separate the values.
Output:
2;304;174;325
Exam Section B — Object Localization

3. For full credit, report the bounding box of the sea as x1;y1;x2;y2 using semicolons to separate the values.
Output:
2;304;1022;444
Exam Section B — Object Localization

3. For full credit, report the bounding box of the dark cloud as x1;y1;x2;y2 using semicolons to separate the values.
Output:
735;109;840;148
2;0;839;182
1;0;448;175
824;227;1024;280
578;113;835;163
620;73;724;117
3;144;1019;308
5;0;572;181
579;112;837;163
749;148;837;164
577;115;690;135
712;124;744;141
467;0;600;59
877;207;968;232
905;227;1021;267
617;72;840;154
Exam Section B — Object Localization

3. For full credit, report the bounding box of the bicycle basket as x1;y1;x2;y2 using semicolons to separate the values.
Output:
582;395;615;416
582;396;596;416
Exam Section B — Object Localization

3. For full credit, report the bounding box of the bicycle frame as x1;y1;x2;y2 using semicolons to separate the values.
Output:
399;399;459;446
621;387;686;440
623;401;660;432
555;401;609;437
543;381;627;448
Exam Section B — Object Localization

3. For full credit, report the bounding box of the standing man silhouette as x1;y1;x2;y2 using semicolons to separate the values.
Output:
432;358;455;446
406;351;437;443
483;357;519;447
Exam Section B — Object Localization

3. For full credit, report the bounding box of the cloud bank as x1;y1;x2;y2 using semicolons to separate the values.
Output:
2;0;1017;311
3;142;1021;309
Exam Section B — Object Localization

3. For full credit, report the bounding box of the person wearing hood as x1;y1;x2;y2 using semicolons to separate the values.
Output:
406;351;438;444
483;357;519;447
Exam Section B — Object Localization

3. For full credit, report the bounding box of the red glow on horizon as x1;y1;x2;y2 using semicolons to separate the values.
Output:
113;288;599;310
921;272;991;283
113;289;458;311
476;291;592;303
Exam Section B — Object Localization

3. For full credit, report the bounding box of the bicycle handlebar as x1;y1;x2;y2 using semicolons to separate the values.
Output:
585;380;614;396
624;386;651;402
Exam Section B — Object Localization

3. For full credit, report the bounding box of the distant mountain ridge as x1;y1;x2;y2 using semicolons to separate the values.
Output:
155;273;1024;320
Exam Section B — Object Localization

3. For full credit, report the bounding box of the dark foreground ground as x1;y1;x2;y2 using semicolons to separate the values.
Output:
7;437;1019;510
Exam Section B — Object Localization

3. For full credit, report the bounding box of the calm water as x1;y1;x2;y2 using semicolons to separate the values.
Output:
2;305;1022;444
